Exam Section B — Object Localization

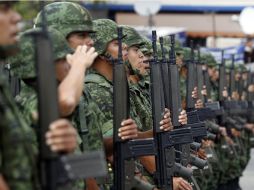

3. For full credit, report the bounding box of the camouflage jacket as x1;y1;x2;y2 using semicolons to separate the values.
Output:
16;81;104;152
137;75;151;103
15;81;104;190
180;74;187;106
210;80;219;101
84;69;142;136
130;80;152;131
0;74;39;190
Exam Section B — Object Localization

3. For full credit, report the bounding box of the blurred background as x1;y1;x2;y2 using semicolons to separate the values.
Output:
15;0;254;66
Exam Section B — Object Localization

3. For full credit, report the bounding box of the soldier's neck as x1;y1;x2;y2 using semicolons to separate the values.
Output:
128;75;139;84
92;58;113;81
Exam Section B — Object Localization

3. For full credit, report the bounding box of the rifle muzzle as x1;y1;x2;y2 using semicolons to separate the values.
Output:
189;155;207;169
174;163;193;179
205;132;217;141
207;122;220;134
190;142;201;150
225;117;242;131
133;176;155;190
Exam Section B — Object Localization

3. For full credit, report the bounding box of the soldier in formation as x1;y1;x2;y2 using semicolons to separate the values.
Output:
1;1;254;190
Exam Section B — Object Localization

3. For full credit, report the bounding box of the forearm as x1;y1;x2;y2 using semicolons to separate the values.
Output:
137;130;153;139
103;137;113;157
139;156;156;174
58;65;87;116
0;175;9;190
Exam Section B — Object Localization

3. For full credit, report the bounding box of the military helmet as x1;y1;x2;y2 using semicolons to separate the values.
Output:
93;19;120;55
9;27;73;79
139;36;152;56
238;64;248;73
201;53;217;68
34;2;94;38
121;25;145;48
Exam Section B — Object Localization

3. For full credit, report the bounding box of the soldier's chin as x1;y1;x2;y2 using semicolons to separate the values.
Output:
0;35;18;46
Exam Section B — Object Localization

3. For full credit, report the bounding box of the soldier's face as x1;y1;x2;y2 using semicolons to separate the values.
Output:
242;73;248;80
106;39;128;61
0;3;21;45
67;31;94;50
208;67;218;81
55;59;70;82
127;46;147;75
235;73;241;81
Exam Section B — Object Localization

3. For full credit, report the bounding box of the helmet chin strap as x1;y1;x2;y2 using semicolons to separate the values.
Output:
101;51;114;64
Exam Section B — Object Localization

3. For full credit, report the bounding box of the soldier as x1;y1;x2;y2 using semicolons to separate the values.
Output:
0;2;80;190
35;2;94;51
34;4;144;189
9;27;99;190
122;25;192;190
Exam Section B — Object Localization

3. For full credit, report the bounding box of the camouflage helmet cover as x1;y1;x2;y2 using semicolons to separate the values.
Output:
93;19;119;55
9;27;73;79
121;25;145;48
34;2;94;38
139;36;152;55
200;53;217;68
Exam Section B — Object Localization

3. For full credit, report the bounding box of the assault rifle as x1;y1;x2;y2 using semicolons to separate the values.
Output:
159;36;207;177
218;54;242;131
185;41;207;141
151;31;193;189
195;47;217;121
113;28;192;190
35;4;107;190
113;27;157;190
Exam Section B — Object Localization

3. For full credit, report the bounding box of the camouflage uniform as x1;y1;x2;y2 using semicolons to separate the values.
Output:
122;25;153;131
0;72;39;190
34;2;104;153
84;19;146;189
9;28;85;190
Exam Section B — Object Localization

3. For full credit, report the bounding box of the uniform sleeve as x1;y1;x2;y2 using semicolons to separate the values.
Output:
85;83;114;137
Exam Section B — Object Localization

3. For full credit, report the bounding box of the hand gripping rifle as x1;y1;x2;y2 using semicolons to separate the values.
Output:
112;28;192;190
196;46;205;103
34;4;107;190
186;41;197;110
223;55;242;116
195;46;217;121
202;54;222;116
151;31;192;190
167;36;207;170
185;41;207;142
113;27;159;190
219;55;242;130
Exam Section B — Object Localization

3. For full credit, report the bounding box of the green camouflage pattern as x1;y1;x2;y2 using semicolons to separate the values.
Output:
129;82;152;131
180;74;187;103
15;82;87;190
239;64;248;73
35;2;94;38
162;35;183;55
210;80;219;101
9;27;73;79
84;69;142;136
121;25;144;48
0;74;39;190
138;75;151;102
140;36;152;55
93;19;119;55
200;52;217;68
